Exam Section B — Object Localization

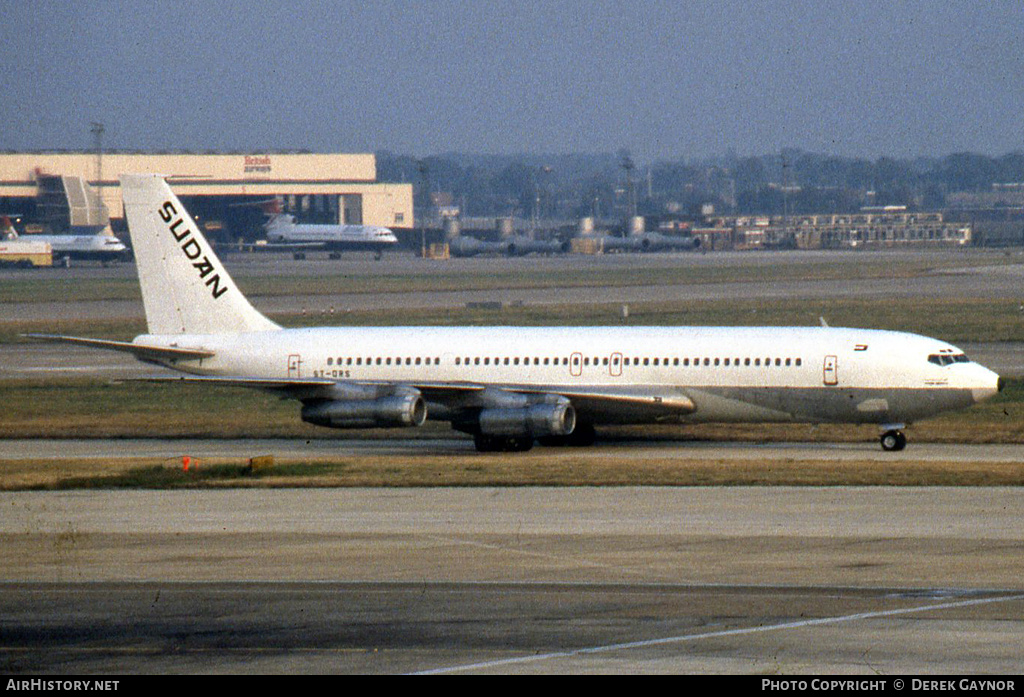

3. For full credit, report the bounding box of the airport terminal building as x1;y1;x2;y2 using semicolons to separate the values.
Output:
0;152;413;241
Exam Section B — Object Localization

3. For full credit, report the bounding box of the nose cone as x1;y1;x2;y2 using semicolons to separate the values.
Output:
971;367;1003;404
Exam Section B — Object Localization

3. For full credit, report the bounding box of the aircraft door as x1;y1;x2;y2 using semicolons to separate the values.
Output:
287;354;303;378
570;352;583;377
610;352;623;377
823;355;838;386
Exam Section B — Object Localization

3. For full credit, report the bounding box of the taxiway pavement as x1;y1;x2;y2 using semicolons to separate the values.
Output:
1;487;1022;674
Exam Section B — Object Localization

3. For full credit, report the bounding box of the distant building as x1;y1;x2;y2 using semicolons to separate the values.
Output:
0;152;413;241
711;211;971;249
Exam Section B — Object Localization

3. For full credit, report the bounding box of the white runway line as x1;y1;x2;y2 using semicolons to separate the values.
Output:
414;592;1024;675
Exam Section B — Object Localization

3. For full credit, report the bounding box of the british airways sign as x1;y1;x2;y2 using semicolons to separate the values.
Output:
244;155;272;174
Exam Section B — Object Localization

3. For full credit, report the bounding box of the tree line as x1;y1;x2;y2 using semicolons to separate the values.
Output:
377;149;1024;219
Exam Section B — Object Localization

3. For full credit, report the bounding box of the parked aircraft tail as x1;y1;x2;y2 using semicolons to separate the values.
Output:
120;174;280;335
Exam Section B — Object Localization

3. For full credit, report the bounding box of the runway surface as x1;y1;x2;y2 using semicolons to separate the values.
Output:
2;487;1023;673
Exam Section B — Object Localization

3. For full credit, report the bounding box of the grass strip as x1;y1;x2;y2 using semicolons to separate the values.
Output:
4;454;1024;491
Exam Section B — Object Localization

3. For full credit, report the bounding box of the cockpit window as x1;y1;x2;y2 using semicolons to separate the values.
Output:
928;353;969;367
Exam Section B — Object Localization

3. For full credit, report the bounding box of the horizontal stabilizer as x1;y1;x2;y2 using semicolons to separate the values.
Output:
21;333;215;361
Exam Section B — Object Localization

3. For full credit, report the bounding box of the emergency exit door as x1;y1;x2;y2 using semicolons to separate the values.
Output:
823;355;838;386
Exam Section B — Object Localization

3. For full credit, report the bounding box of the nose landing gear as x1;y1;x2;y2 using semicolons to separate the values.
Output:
880;428;907;452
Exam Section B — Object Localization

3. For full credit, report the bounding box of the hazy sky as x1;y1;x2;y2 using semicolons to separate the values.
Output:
2;1;1022;163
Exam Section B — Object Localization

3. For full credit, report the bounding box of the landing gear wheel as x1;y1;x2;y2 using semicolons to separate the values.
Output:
567;423;596;447
537;423;596;448
474;433;498;452
474;433;534;453
880;430;907;452
508;436;534;452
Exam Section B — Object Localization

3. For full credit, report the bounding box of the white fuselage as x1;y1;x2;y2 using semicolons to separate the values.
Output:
137;325;1001;426
26;233;128;260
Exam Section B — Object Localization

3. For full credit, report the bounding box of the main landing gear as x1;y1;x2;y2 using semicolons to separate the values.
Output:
536;423;597;448
473;433;534;452
472;423;598;453
880;428;907;452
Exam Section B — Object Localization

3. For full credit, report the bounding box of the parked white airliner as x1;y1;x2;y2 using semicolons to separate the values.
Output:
2;216;128;264
263;212;398;259
29;174;1003;452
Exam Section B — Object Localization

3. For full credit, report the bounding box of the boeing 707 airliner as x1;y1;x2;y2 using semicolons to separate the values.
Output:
29;174;1003;452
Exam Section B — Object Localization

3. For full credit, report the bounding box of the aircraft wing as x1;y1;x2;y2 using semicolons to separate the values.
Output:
130;374;340;400
132;375;336;388
410;381;696;420
554;387;695;414
22;334;215;362
127;375;696;421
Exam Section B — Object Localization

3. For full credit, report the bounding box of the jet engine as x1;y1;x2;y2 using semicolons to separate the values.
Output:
301;393;427;429
477;401;576;438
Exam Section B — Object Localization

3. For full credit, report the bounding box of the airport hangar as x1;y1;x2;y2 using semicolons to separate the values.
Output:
0;151;414;243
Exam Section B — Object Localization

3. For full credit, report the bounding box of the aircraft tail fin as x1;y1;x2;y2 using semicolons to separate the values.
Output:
120;174;280;335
